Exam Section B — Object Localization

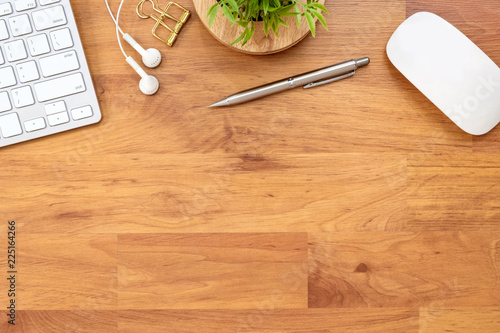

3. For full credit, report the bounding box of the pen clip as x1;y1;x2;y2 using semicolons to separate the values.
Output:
303;71;356;89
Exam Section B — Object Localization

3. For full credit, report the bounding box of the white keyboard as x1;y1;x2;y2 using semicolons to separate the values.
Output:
0;0;101;148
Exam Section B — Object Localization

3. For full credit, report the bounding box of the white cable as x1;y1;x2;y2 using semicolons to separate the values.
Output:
104;0;124;35
116;0;127;58
104;0;127;58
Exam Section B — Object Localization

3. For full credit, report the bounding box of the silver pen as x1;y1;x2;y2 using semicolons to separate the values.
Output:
208;57;370;107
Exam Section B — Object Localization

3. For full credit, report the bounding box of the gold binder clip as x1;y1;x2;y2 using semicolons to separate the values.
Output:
136;0;190;46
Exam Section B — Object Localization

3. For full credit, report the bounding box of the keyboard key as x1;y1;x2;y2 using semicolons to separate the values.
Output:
4;39;28;61
27;33;50;56
0;49;4;65
32;5;66;31
0;113;22;138
47;111;69;126
0;92;12;112
34;72;86;102
40;0;60;5
39;50;79;77
45;100;66;115
16;60;40;83
50;27;73;50
0;19;8;40
0;3;13;17
72;105;93;120
14;0;37;12
24;117;46;132
0;67;17;88
12;86;35;108
8;14;32;37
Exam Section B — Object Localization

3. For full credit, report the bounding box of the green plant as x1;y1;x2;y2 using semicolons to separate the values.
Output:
207;0;328;46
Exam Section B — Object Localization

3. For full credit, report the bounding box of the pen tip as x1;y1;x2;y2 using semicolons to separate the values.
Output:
208;100;229;108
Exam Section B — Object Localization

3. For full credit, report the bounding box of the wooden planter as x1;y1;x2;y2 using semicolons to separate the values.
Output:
193;0;326;55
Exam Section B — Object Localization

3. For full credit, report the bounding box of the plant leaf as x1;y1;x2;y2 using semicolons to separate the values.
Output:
304;11;316;37
242;22;256;45
263;0;269;15
207;3;220;28
221;4;236;24
212;0;328;44
279;11;301;17
309;8;327;30
276;4;295;15
309;3;328;13
226;0;239;13
231;29;247;45
295;4;301;28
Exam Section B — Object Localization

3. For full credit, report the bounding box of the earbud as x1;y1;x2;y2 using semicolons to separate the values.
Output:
126;56;159;95
139;75;160;96
123;33;162;68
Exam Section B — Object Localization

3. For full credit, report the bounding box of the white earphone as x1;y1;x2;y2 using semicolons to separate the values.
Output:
105;0;161;95
126;56;159;95
123;33;162;69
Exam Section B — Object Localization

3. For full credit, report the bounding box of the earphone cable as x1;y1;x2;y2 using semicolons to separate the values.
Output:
116;0;127;58
104;0;125;34
104;0;125;35
104;0;127;58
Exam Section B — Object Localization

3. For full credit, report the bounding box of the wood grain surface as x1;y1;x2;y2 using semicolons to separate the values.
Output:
1;0;500;332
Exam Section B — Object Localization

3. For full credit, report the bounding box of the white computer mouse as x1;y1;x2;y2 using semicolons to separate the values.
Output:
387;12;500;135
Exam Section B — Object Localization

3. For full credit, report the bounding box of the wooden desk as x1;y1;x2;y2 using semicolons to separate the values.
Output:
1;0;500;331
